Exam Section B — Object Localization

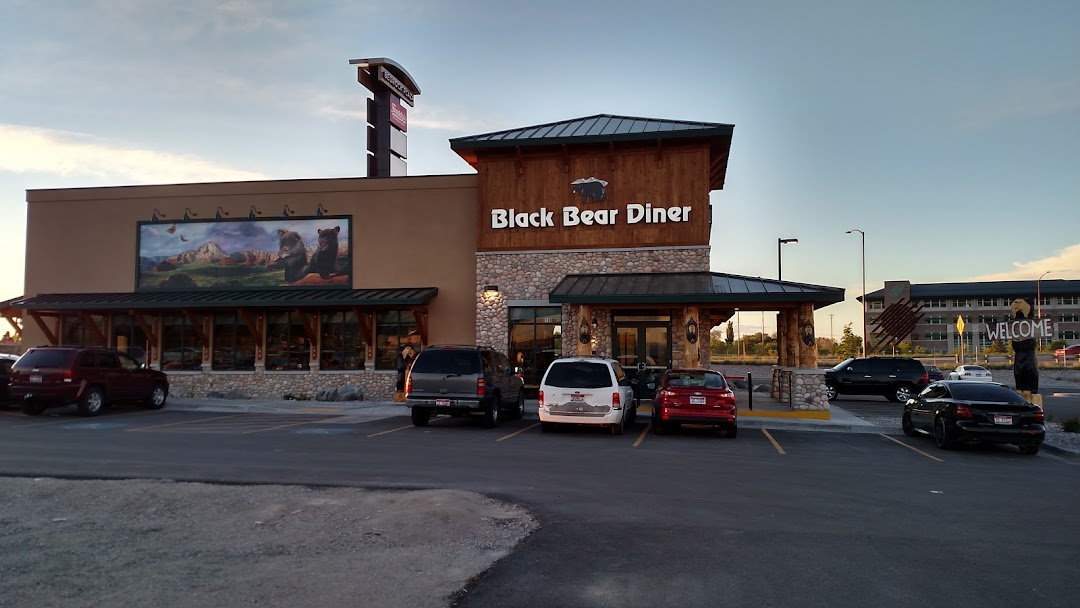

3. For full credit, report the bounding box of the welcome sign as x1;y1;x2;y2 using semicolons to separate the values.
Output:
986;318;1053;341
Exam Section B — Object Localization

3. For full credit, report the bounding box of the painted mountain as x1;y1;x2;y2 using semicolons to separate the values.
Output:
137;216;351;291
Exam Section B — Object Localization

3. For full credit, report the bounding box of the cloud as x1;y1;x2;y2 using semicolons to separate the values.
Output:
967;244;1080;282
315;94;497;132
959;77;1080;129
0;124;266;184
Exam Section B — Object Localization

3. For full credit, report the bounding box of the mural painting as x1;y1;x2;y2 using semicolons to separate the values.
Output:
137;217;351;290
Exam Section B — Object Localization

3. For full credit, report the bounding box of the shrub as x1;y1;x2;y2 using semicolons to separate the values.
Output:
1062;417;1080;433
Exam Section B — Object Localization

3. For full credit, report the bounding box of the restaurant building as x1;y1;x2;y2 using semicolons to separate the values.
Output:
6;113;845;402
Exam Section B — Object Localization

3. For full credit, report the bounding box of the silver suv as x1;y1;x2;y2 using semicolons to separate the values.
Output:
405;345;526;428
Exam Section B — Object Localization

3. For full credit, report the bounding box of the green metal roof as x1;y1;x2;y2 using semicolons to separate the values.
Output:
549;272;844;307
450;114;734;150
13;288;438;311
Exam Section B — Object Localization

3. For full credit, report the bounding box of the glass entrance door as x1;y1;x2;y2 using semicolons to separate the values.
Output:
613;322;670;400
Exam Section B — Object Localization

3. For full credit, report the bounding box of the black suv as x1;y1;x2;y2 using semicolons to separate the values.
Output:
405;345;526;428
824;357;929;402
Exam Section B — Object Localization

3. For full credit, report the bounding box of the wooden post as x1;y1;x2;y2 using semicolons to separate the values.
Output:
577;305;593;356
797;303;817;369
775;312;785;366
783;309;798;367
683;306;699;368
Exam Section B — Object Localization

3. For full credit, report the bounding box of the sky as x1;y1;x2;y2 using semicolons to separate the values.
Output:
1;0;1078;340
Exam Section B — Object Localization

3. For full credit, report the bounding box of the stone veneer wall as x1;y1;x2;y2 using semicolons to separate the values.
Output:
477;247;711;357
772;368;830;410
165;370;398;402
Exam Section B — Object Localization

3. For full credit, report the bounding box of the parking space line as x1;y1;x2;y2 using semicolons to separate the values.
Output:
761;429;786;454
632;423;652;447
13;410;158;429
127;413;250;432
880;434;943;462
366;424;414;438
496;422;540;442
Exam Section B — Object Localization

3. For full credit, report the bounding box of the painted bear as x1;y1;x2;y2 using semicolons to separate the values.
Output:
306;226;340;280
1009;297;1039;393
269;229;309;284
571;177;608;203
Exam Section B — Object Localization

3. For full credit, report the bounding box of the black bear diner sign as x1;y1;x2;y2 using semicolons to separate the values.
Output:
490;177;693;229
136;215;352;291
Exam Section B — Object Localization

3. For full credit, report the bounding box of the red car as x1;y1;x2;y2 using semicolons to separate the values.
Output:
9;347;169;416
1055;344;1080;358
651;368;737;437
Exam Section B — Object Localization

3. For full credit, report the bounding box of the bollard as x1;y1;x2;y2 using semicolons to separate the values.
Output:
747;371;753;411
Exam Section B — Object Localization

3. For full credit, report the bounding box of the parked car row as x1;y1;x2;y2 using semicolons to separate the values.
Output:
405;345;737;438
3;347;170;416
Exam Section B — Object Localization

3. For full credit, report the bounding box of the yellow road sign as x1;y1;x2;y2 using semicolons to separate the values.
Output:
956;316;966;334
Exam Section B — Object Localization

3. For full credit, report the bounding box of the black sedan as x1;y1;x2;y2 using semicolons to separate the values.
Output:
902;381;1045;455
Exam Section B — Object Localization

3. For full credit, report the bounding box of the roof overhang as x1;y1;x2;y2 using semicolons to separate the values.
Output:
13;288;438;312
549;273;844;309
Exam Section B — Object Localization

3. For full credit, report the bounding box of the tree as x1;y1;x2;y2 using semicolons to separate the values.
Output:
896;341;913;355
833;323;863;360
725;322;734;345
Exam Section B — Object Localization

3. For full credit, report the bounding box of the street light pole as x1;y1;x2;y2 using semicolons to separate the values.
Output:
846;229;867;357
778;238;798;281
1037;270;1057;319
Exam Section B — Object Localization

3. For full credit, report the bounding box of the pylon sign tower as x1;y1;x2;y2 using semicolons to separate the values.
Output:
349;57;421;177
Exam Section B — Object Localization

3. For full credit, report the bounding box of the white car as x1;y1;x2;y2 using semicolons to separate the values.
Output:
538;357;637;435
948;365;994;382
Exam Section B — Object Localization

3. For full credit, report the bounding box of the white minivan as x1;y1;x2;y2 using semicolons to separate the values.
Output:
538;357;637;435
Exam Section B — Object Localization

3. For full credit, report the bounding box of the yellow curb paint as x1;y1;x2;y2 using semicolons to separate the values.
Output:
496;422;540;442
127;413;251;432
761;429;786;454
738;409;831;420
632;423;652;447
880;434;944;462
366;424;414;438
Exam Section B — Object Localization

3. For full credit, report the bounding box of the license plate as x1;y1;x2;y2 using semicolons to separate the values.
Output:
30;376;42;383
570;394;585;402
994;415;1012;425
435;399;450;406
689;396;707;405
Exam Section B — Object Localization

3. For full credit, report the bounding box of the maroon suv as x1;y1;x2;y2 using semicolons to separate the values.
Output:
9;347;170;416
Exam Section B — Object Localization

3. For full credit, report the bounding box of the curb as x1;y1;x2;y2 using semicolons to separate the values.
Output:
1040;442;1080;458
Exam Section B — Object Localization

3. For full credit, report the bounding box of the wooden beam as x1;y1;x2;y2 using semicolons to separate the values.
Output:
3;313;23;335
295;309;319;344
30;312;58;345
183;310;207;344
411;308;428;346
352;307;373;355
83;313;108;346
239;310;262;346
131;312;158;345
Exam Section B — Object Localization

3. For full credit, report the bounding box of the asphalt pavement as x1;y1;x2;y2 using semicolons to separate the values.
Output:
0;404;1078;607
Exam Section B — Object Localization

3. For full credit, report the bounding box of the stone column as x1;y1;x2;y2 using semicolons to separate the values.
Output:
797;303;817;369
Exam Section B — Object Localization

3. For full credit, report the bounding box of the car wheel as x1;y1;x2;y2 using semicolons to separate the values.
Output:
510;390;525;420
540;421;557;433
21;402;45;416
611;416;625;436
411;407;431;427
144;383;168;410
902;411;918;437
723;426;738;439
892;384;915;403
933;417;953;450
1019;444;1041;456
482;399;499;428
77;386;105;417
626;403;638;425
825;381;839;401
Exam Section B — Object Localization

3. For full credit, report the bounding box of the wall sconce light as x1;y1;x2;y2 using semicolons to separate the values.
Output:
579;319;591;345
282;204;294;218
483;285;499;294
183;207;198;220
215;206;230;220
151;209;166;223
552;325;562;337
686;317;699;344
249;206;262;219
316;204;329;217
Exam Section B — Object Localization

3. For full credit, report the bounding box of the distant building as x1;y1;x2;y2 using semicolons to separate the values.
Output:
860;279;1080;354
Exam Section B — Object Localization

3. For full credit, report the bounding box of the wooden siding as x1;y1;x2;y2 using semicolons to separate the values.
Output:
476;143;711;251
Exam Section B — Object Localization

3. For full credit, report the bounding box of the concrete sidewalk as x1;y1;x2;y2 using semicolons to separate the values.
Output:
166;397;893;434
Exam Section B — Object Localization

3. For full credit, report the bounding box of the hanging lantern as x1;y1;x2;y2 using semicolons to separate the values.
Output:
686;317;698;345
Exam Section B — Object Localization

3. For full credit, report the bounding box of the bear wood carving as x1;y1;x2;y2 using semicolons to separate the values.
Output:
1009;297;1039;393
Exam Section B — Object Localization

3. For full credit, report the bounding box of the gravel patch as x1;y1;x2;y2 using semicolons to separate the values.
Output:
0;478;537;608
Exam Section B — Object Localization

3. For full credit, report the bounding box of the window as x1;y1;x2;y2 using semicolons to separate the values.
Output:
1060;296;1080;306
508;306;562;390
212;312;255;371
162;314;203;371
376;310;420;371
266;312;310;371
1063;330;1080;340
925;316;946;325
924;299;948;309
911;334;920;341
926;332;948;341
543;361;613;389
952;299;971;308
111;314;149;364
1061;314;1079;323
868;301;884;310
320;312;366;371
60;314;106;347
976;298;997;308
1038;297;1053;307
977;315;997;325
